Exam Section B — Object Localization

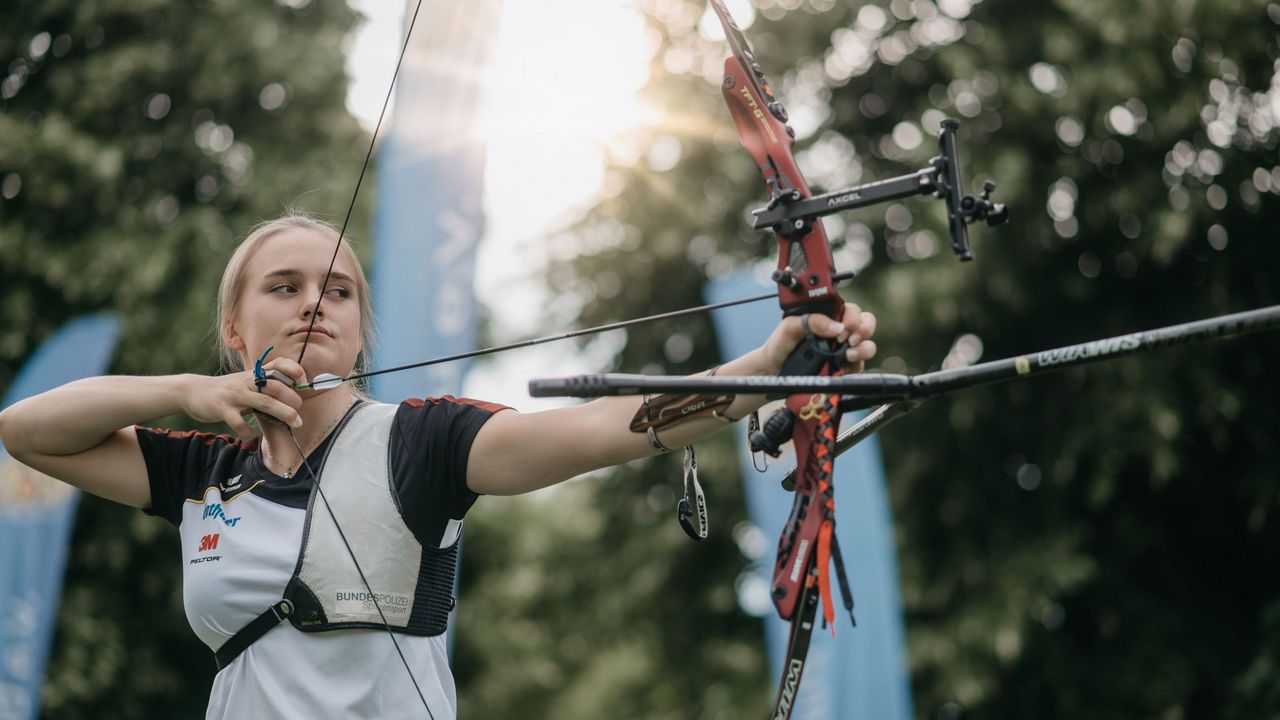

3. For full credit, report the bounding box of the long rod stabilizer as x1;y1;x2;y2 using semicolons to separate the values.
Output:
529;304;1280;399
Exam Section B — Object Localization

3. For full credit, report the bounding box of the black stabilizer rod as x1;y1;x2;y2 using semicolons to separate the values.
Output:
912;302;1280;395
528;372;915;398
528;304;1280;400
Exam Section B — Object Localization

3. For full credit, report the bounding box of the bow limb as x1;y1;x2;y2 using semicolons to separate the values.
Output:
711;1;843;320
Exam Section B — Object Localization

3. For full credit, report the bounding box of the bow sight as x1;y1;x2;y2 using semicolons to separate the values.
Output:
746;117;1008;457
751;118;1008;266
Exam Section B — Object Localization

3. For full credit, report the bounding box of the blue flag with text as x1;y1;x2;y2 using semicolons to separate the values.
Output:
0;315;121;720
370;0;502;403
707;271;911;720
368;0;502;657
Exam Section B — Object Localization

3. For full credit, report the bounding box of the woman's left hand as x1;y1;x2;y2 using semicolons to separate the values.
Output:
759;302;878;375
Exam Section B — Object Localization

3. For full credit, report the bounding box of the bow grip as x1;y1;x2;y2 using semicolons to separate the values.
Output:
780;327;839;377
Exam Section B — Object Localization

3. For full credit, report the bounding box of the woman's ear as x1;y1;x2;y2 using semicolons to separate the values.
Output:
223;319;246;353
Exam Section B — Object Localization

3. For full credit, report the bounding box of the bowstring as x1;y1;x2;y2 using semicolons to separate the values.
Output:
296;0;424;368
301;271;855;389
286;1;435;716
285;429;435;719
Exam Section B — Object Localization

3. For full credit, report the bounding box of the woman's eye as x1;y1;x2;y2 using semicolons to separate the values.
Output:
270;283;297;294
327;286;352;299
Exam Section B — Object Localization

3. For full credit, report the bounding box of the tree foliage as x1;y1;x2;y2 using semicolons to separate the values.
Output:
2;0;372;716
547;0;1280;717
4;0;1279;718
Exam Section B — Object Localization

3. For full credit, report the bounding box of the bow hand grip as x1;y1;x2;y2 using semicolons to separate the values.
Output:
751;325;846;454
768;331;848;400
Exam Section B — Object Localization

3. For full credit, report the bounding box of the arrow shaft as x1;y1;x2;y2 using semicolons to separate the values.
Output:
530;304;1280;399
317;271;855;388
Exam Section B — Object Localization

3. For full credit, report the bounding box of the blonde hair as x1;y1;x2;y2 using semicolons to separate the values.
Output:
215;214;376;381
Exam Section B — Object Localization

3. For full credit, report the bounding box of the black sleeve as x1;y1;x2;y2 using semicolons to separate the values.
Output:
389;396;509;547
135;426;250;526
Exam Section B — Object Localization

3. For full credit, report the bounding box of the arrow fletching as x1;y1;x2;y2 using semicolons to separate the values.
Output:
297;373;345;391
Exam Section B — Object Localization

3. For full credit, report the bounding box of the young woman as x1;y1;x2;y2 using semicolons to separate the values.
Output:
0;214;878;719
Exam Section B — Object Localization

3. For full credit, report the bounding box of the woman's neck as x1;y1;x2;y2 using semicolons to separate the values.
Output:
259;388;357;475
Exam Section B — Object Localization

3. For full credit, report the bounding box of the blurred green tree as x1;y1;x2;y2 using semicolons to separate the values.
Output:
539;0;1280;717
5;0;1279;718
1;0;373;716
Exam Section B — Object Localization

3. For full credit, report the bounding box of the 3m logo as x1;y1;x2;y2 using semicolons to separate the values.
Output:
198;534;220;552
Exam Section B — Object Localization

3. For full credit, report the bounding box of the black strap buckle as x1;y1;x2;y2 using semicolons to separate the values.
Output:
214;598;295;671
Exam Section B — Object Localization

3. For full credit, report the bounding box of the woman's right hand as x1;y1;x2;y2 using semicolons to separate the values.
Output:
181;359;307;439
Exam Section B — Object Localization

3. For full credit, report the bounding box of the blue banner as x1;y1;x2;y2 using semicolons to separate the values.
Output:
0;314;121;720
368;0;502;660
707;271;911;719
369;0;502;403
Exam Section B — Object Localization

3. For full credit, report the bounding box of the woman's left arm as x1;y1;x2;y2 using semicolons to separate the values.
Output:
466;302;876;496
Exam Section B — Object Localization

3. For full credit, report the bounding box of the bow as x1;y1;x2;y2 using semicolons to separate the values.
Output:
703;3;877;714
518;0;1001;713
708;2;1008;714
705;4;856;716
277;3;1003;716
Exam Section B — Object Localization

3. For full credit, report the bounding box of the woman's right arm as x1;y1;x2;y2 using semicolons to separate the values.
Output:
0;372;301;509
0;375;199;509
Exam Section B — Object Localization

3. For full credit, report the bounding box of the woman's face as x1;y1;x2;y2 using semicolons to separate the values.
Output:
225;228;363;379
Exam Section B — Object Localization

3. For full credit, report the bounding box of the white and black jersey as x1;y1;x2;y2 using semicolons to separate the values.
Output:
137;396;507;720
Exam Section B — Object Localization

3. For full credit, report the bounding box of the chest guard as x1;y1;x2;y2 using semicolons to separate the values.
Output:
214;402;460;671
287;401;459;634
